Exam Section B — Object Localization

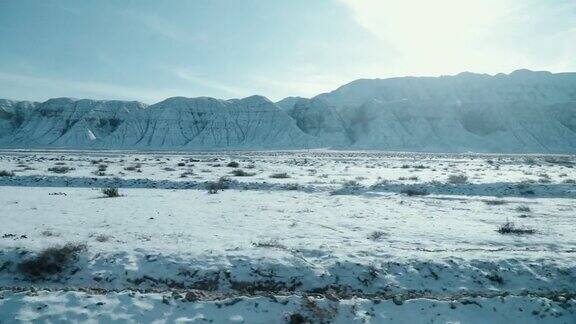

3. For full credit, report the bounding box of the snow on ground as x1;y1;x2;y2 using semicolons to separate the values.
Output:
1;291;572;324
0;150;575;323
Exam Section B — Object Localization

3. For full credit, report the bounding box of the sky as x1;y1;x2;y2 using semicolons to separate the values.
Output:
0;0;575;103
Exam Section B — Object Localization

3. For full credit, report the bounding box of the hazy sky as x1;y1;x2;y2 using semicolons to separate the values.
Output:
1;0;575;103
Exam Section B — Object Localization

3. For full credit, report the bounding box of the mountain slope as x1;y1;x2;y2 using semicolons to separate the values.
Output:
0;69;575;153
287;97;351;147
288;69;576;153
0;98;148;149
134;95;318;149
0;96;318;150
0;99;38;139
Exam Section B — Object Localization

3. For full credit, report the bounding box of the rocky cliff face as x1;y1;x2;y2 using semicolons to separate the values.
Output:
0;99;38;139
134;95;318;149
1;70;575;153
286;98;351;147
1;98;148;149
0;96;318;150
290;70;576;153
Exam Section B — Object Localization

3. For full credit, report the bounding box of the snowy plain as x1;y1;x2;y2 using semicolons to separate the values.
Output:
0;150;574;323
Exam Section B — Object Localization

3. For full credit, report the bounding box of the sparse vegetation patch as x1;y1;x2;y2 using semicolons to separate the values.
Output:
207;176;231;194
102;187;120;198
231;169;255;177
484;200;507;206
0;170;15;177
400;187;429;196
447;174;468;184
227;161;239;168
18;243;87;278
515;205;531;213
497;221;535;235
48;166;74;174
368;231;387;241
270;172;290;179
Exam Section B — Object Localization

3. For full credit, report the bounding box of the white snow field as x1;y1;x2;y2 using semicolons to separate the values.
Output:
0;150;575;323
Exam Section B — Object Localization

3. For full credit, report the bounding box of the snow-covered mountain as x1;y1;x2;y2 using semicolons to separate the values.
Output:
0;96;318;150
286;97;351;148
132;96;318;150
287;69;576;153
1;69;575;152
5;98;148;149
0;99;38;139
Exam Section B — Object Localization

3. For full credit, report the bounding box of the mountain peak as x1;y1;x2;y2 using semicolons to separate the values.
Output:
238;95;272;104
509;69;553;79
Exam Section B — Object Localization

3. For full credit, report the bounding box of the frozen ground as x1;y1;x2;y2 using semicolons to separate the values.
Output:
0;150;574;323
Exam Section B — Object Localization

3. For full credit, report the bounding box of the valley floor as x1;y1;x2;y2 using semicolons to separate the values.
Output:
0;150;574;323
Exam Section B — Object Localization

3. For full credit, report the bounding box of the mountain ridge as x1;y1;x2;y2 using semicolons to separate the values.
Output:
1;69;575;153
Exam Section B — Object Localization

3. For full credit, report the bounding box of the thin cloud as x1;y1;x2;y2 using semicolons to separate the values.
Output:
120;10;207;43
